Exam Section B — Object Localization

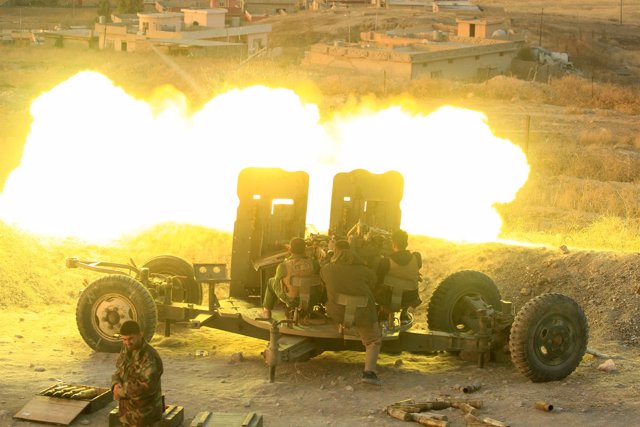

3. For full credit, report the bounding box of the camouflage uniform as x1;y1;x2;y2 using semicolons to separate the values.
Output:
111;340;164;427
375;249;422;309
263;253;321;310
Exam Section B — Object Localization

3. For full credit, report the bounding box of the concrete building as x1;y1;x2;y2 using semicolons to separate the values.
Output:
182;8;227;28
433;0;480;12
95;8;270;55
456;17;504;38
244;0;298;15
210;0;244;16
42;28;96;49
302;30;524;81
138;12;184;33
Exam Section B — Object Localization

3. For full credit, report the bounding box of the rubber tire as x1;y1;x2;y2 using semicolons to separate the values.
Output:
509;293;588;382
141;255;202;304
76;274;158;353
427;270;501;333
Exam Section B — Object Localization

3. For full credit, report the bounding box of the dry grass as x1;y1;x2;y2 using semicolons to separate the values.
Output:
2;16;640;255
0;220;232;308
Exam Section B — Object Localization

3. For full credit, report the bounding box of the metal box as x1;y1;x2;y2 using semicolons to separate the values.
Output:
190;411;263;427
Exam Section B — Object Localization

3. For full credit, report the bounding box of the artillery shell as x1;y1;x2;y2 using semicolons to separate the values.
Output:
459;384;481;394
481;417;510;427
72;389;99;400
411;413;450;427
437;398;483;409
417;412;448;421
40;384;63;396
51;386;74;397
451;402;479;416
534;401;554;412
387;406;412;421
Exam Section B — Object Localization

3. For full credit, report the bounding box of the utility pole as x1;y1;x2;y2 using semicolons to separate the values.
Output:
620;0;623;25
538;8;543;46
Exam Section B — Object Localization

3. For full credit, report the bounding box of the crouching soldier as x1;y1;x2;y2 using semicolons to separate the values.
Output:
112;320;164;427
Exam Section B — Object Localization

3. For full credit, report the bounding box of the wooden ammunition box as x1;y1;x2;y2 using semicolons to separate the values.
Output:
37;383;112;413
190;411;263;427
14;384;113;425
109;404;184;427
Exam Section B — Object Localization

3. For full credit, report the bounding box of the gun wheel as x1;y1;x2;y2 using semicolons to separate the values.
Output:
509;293;588;382
427;270;501;333
142;255;202;304
76;274;158;353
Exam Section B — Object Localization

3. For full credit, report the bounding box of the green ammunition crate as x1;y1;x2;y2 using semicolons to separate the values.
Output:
109;404;184;427
190;411;263;427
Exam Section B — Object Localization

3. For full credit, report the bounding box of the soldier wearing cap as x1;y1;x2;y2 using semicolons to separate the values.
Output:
111;320;164;427
261;237;321;319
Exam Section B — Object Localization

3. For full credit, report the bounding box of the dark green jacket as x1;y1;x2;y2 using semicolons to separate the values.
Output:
320;251;378;326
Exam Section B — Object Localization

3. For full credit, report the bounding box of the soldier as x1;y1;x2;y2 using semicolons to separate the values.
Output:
111;320;164;427
261;237;321;319
376;229;422;326
320;240;383;385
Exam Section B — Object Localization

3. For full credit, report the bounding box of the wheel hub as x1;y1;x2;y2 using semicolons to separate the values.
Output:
535;316;575;365
92;293;137;340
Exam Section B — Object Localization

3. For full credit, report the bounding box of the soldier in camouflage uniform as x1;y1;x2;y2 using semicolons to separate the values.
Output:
111;320;164;427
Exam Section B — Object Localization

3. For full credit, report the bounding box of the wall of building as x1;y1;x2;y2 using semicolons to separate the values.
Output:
411;50;514;80
139;14;184;33
183;10;226;28
303;45;412;79
245;0;296;15
303;40;521;81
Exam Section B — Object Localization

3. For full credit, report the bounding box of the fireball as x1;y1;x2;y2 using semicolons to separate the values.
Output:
0;71;529;243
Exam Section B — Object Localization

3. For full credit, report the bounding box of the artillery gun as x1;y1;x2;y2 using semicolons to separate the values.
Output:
68;167;588;383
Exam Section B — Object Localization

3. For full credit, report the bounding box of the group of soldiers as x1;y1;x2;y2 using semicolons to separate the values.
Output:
261;229;422;386
109;229;421;426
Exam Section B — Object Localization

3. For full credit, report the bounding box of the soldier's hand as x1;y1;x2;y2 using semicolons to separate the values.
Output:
113;384;122;400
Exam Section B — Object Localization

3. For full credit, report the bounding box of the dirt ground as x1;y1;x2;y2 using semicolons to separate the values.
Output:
3;238;640;427
1;303;640;427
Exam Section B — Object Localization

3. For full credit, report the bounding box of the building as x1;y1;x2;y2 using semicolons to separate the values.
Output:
456;17;505;38
244;0;298;15
139;12;184;34
210;0;244;16
302;28;524;80
182;8;227;28
95;8;270;55
433;0;480;12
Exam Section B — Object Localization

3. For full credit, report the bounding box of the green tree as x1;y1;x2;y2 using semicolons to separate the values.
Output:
97;0;112;22
117;0;143;14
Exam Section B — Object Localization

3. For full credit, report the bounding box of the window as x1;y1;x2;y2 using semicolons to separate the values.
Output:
430;70;442;79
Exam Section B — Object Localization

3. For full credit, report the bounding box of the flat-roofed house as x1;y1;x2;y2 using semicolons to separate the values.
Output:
138;12;184;34
303;30;524;81
182;8;227;28
456;17;504;39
